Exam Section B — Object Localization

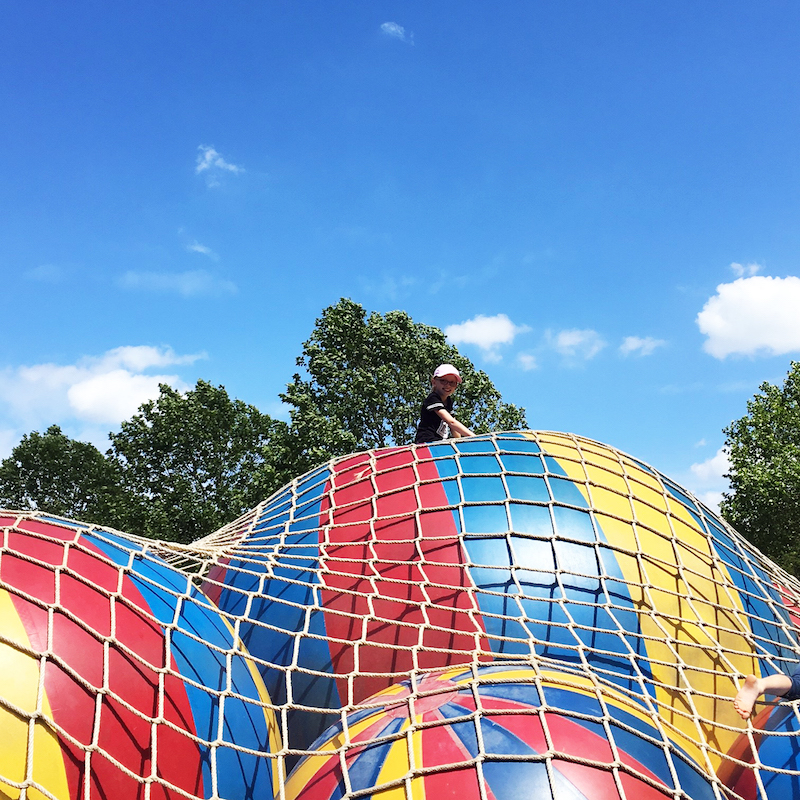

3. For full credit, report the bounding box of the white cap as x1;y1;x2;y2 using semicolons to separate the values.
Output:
433;364;462;383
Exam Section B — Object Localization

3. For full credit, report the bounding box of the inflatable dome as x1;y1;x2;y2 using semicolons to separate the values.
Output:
0;516;280;800
283;662;719;800
2;431;799;799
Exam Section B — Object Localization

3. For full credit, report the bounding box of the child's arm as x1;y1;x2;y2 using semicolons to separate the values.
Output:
435;408;475;438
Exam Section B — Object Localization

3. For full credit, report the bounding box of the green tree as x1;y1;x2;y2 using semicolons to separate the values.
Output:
109;380;287;543
0;425;124;525
720;361;800;575
280;298;527;474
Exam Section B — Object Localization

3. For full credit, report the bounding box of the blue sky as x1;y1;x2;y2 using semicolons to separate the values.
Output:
3;1;800;509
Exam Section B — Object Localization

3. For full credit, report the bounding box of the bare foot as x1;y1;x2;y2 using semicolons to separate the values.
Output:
734;675;762;720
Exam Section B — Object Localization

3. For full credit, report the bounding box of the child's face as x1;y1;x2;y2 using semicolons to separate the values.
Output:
433;375;459;398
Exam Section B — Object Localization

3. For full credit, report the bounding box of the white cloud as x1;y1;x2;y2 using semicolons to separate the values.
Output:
697;275;800;358
196;145;244;174
696;490;725;511
730;261;762;278
380;22;414;44
195;145;244;187
0;428;18;460
445;314;530;360
619;336;667;357
119;269;237;297
547;328;607;361
517;353;538;371
690;447;730;484
686;447;731;511
0;346;203;432
68;371;177;424
24;264;67;283
93;345;201;372
187;241;218;260
360;272;416;301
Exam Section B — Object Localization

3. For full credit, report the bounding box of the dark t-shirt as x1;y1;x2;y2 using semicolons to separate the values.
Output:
414;391;453;443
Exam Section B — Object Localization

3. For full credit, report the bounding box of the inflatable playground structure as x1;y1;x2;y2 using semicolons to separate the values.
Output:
2;430;800;800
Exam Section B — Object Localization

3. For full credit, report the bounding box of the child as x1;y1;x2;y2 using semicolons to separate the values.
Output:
414;364;475;444
733;670;800;719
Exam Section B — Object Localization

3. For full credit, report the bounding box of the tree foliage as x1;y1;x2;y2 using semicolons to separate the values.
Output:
0;425;124;525
720;361;800;575
108;380;288;543
280;298;527;473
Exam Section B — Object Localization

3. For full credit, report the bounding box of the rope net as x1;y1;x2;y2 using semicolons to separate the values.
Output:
1;431;799;800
